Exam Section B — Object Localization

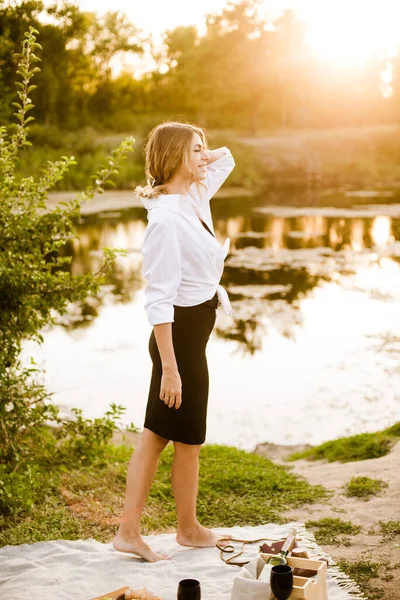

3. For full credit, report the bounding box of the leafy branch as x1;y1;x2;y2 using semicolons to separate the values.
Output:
0;28;136;468
78;136;135;202
9;27;41;159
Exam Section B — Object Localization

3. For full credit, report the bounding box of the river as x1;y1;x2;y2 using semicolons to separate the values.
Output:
24;191;400;450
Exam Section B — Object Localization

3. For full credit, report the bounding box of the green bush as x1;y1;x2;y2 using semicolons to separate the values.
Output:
14;127;145;190
0;27;134;470
26;124;101;152
0;403;134;517
0;463;57;516
344;476;388;499
55;404;127;465
209;134;269;191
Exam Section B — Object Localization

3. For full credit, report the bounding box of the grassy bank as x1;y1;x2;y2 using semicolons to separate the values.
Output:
288;422;400;462
15;125;267;193
238;123;400;190
0;442;326;546
15;123;400;193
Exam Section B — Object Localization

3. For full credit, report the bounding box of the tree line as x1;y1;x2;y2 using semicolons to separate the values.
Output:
1;0;399;132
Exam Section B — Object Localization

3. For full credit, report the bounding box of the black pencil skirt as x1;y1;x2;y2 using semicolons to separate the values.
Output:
143;294;218;445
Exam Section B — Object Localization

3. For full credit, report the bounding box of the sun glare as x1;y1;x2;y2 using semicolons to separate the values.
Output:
74;0;400;74
297;1;400;66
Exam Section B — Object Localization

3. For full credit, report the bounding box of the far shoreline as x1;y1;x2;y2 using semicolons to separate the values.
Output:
47;187;254;216
46;187;400;218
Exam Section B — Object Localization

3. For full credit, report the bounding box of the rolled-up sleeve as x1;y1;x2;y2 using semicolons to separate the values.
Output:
191;147;235;206
141;221;182;325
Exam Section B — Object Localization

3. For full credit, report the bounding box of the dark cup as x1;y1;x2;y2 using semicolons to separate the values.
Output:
270;564;294;600
177;578;201;600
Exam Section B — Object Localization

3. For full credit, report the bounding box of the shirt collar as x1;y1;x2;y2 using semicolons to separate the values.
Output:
141;194;183;213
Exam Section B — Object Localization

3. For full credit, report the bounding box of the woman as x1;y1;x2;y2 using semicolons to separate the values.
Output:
113;121;235;562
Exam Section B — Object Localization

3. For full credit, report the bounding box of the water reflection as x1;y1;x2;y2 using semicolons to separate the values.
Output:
70;210;146;278
225;213;393;253
371;216;393;246
58;202;400;354
33;197;400;448
58;210;147;329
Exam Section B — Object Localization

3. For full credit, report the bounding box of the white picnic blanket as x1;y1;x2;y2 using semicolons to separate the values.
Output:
0;523;365;600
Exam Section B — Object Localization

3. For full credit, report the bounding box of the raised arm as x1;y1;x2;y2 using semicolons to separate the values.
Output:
207;148;230;165
189;146;235;208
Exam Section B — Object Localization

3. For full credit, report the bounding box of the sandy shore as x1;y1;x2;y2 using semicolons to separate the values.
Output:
255;441;400;600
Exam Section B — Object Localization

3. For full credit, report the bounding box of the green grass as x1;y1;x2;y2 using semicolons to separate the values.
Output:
338;559;381;582
337;560;382;599
344;476;388;499
288;422;400;463
337;559;399;600
0;444;326;546
379;520;400;540
305;517;361;546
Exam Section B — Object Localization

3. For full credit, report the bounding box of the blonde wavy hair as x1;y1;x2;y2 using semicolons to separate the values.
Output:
135;121;208;199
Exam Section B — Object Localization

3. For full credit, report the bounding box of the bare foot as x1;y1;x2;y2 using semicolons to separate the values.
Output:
112;531;170;563
176;523;231;548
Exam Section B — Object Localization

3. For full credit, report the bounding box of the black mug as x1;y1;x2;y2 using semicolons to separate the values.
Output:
177;578;201;600
270;564;293;600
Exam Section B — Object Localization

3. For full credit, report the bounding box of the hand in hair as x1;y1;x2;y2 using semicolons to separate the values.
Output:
206;148;228;165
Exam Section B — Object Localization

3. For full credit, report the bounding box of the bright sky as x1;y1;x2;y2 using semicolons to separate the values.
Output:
78;0;400;71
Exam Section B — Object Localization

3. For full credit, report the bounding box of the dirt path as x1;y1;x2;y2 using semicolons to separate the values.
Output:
255;441;400;600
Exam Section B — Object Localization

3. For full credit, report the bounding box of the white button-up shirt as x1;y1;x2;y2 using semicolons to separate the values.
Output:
141;147;235;325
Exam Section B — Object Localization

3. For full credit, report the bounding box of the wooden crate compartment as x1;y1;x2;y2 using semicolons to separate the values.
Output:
260;553;328;600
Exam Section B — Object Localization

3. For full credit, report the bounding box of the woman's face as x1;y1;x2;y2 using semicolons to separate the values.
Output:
182;132;210;183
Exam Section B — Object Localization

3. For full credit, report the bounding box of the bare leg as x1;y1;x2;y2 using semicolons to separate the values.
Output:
172;442;225;547
112;428;170;562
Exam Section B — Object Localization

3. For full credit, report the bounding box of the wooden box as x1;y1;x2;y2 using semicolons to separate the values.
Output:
260;554;328;600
